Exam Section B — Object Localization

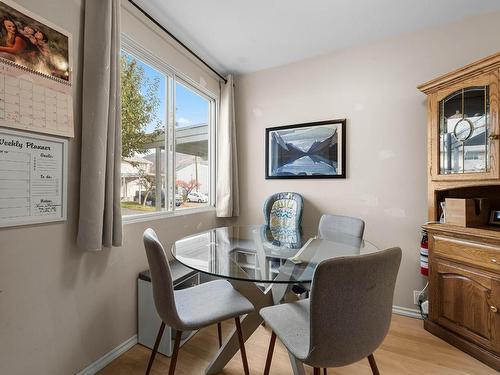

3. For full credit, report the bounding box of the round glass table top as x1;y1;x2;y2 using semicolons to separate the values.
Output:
171;225;379;284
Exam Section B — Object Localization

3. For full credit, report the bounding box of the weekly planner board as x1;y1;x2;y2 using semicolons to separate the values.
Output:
0;128;67;227
0;0;73;227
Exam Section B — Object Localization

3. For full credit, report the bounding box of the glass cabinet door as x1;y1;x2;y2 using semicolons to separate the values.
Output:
439;87;489;175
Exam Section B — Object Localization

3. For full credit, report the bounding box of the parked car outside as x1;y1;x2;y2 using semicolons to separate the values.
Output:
187;191;208;203
175;194;183;207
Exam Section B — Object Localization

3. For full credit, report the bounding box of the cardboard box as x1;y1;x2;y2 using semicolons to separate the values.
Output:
444;198;490;227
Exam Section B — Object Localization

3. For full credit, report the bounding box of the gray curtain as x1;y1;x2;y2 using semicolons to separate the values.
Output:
77;0;122;250
216;75;239;217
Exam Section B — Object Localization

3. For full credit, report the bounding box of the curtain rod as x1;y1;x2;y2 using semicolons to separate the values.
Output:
128;0;228;84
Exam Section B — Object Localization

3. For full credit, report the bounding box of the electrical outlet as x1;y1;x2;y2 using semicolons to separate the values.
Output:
421;300;429;315
413;290;421;305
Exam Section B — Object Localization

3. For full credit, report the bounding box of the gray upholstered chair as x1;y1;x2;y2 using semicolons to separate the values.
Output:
318;213;365;241
292;214;366;297
260;247;402;375
143;228;254;375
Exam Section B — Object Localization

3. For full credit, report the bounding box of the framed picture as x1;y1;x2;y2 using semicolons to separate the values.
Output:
0;0;71;83
265;119;346;179
490;210;500;226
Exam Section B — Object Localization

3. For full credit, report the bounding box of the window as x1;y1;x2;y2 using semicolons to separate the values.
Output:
175;81;211;209
119;41;215;218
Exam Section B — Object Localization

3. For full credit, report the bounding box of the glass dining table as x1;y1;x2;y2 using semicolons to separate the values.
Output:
171;225;379;375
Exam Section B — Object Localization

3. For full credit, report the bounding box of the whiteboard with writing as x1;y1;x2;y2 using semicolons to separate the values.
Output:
0;127;67;227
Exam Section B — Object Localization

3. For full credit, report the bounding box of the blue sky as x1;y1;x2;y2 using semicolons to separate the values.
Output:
123;51;209;133
175;81;209;129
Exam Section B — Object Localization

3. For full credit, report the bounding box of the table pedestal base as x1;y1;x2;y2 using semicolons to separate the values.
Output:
204;278;305;375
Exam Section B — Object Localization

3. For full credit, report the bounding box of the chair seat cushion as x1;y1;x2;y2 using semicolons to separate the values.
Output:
260;299;310;360
139;261;197;286
174;279;254;331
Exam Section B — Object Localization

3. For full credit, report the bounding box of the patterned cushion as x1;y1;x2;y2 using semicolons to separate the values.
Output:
270;199;298;229
263;192;304;246
269;199;300;243
269;226;300;246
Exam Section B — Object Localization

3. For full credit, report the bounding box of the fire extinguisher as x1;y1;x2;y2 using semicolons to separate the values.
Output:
420;230;429;276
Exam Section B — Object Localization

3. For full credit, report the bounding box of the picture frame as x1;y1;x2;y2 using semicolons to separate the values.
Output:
489;210;500;226
265;119;346;179
0;0;72;84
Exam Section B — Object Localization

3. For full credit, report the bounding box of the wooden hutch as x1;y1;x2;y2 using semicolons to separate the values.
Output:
419;52;500;371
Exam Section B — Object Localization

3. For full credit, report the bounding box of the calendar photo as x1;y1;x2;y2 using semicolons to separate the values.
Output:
0;0;70;82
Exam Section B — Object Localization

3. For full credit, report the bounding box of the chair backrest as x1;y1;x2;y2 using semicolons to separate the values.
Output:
143;228;182;328
263;192;304;237
307;247;402;368
318;214;365;240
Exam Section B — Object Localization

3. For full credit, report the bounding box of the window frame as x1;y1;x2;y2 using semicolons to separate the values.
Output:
120;34;217;223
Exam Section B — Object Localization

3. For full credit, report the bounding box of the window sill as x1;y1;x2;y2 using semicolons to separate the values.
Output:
122;206;216;225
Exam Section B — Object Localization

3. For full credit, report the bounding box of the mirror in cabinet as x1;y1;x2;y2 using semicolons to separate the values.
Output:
419;53;500;182
439;87;490;175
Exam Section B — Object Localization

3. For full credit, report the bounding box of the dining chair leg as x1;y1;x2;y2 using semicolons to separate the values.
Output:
234;316;250;375
168;330;182;375
367;354;380;375
314;368;320;375
323;368;328;375
145;322;165;375
263;331;277;375
217;322;223;348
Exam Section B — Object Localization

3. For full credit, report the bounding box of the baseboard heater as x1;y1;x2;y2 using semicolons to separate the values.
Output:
137;263;200;356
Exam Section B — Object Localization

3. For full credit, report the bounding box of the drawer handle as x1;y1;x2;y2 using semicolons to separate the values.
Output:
491;306;498;313
492;259;498;264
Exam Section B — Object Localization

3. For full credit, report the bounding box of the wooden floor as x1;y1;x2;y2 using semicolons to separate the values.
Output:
98;315;497;375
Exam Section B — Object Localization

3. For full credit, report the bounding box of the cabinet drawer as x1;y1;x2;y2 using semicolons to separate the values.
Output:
433;235;500;273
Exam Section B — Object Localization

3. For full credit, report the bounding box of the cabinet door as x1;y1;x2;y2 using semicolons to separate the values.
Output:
429;70;499;181
429;259;500;353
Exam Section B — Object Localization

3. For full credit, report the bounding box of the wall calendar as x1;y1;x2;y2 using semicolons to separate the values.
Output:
0;1;72;227
0;0;73;138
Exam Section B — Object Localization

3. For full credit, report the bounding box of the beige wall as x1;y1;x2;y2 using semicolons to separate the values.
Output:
121;1;220;96
0;1;220;374
234;11;500;310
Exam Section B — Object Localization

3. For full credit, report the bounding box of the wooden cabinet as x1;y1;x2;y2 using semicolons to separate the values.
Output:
420;53;500;372
419;52;500;221
430;256;500;354
425;71;499;182
423;228;500;371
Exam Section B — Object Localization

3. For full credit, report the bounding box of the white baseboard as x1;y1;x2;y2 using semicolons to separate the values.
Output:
75;335;138;375
74;306;421;374
393;305;423;319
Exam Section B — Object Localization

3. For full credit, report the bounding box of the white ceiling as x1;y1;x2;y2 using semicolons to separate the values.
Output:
134;0;500;75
